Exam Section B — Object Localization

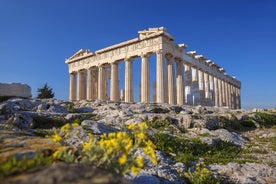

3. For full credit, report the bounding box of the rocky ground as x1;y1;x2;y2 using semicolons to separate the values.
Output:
0;98;275;184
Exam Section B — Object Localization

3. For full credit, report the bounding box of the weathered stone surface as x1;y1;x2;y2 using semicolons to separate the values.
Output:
2;163;131;184
212;129;247;147
0;83;32;98
1;98;275;183
81;120;117;134
210;162;276;184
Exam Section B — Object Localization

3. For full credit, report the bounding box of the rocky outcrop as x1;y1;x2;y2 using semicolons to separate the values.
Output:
0;98;276;183
0;83;32;98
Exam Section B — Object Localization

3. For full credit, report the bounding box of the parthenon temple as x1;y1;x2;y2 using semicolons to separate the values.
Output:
66;27;241;109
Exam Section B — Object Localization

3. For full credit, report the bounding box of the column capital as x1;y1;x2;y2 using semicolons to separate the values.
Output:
140;52;152;59
165;53;173;60
175;57;182;62
125;57;135;62
156;49;164;55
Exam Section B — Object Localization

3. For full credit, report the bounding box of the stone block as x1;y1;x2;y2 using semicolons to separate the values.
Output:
0;83;32;98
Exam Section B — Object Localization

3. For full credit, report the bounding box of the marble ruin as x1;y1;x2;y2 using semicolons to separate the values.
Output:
0;83;32;98
66;27;241;109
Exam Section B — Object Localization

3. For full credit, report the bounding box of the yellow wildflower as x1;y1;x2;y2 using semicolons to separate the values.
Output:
136;132;146;140
52;134;62;142
131;166;141;175
118;154;127;165
72;123;79;127
61;123;70;132
52;150;61;159
83;141;93;151
202;168;210;173
128;123;136;130
136;156;144;168
125;139;133;153
138;122;148;130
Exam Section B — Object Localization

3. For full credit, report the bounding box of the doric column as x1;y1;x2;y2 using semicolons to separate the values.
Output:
221;80;226;106
227;83;232;108
198;70;205;105
191;66;199;105
167;54;175;104
184;63;192;105
98;65;105;100
92;68;98;100
110;62;120;101
125;58;134;102
141;54;150;102
204;72;210;100
69;72;77;100
156;50;165;103
209;75;215;106
217;78;222;106
77;70;87;100
87;68;93;100
225;82;229;107
231;85;235;109
176;59;184;105
214;77;219;107
237;87;241;109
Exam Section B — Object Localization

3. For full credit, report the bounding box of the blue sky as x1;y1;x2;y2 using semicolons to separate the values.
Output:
0;0;275;109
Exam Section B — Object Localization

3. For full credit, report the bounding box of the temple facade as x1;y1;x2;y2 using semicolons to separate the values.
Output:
66;27;241;109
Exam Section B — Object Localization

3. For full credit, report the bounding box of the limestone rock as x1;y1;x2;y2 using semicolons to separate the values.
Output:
2;163;131;184
212;129;247;147
0;83;32;98
210;162;276;184
81;120;117;134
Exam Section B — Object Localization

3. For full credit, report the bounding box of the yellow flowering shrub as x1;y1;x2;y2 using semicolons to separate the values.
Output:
50;122;157;175
182;161;218;184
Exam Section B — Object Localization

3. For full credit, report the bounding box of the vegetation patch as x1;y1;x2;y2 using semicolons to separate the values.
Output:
32;116;65;129
0;153;53;177
256;112;276;127
49;122;157;175
182;161;218;184
151;132;243;165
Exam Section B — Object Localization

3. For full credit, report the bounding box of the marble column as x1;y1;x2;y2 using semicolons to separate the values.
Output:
176;59;184;105
92;68;98;100
191;66;199;106
69;72;77;100
221;80;226;106
218;78;222;107
184;63;192;105
198;70;205;105
214;77;219;107
225;82;229;108
87;68;93;100
125;58;134;102
204;72;210;100
141;54;150;102
167;55;175;104
209;75;215;106
110;62;120;101
98;65;105;100
156;50;165;103
78;70;87;100
227;83;232;108
238;88;241;109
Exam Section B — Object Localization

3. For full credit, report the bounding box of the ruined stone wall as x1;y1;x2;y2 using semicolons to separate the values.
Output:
0;83;32;98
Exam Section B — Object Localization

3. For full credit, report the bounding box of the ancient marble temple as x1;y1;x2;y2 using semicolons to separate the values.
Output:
66;27;241;109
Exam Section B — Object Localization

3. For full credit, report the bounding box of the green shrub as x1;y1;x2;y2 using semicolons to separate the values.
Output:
32;116;65;129
256;112;276;127
240;119;256;129
0;153;52;177
151;132;243;165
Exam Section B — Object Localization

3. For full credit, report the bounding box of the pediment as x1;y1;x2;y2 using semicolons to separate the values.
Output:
68;49;92;61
